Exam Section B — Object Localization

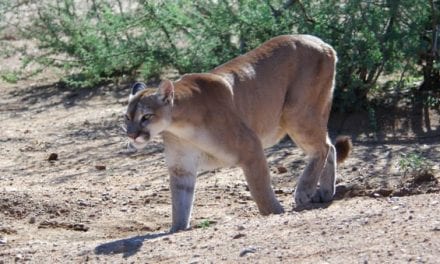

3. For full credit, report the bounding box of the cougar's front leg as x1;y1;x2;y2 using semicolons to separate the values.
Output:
169;171;196;232
239;132;284;215
164;135;199;233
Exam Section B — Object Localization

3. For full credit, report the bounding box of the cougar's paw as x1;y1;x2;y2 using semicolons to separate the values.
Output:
294;188;315;206
170;223;189;233
272;202;285;214
258;200;284;215
311;188;334;203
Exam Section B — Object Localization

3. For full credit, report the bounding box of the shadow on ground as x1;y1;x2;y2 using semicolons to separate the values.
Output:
94;231;170;258
7;81;131;111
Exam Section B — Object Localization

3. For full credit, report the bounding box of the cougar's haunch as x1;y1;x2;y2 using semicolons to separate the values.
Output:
124;35;351;232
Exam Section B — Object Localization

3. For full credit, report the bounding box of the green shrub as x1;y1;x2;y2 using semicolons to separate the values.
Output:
1;70;19;83
3;0;438;111
296;0;433;111
398;152;433;177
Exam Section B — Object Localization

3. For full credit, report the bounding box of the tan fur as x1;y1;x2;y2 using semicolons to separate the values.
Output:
125;35;352;232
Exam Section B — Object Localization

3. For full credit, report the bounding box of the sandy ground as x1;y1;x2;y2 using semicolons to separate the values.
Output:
0;80;439;263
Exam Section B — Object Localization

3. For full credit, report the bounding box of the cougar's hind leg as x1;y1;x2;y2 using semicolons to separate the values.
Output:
311;138;337;203
313;136;352;202
293;143;329;206
281;111;331;206
282;46;337;206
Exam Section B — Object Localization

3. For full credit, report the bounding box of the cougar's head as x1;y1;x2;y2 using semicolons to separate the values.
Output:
124;80;174;149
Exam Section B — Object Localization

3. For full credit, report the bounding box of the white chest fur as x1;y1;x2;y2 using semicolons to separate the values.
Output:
165;125;238;170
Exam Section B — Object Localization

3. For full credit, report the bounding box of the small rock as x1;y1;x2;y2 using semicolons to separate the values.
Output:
277;166;288;174
128;185;141;191
388;197;399;202
274;189;284;194
233;233;246;239
71;224;89;232
47;153;58;161
15;254;23;261
95;165;106;171
29;216;36;224
0;236;7;245
237;225;245;231
373;188;393;197
239;247;257;257
78;200;90;207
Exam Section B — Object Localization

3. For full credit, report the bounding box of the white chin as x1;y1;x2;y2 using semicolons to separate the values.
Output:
130;137;148;150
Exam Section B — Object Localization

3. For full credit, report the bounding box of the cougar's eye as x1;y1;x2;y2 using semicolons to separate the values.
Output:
141;114;153;123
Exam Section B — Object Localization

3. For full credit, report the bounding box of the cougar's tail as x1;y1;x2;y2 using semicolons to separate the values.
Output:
335;136;352;164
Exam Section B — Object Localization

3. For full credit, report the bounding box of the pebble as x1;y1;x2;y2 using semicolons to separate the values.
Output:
389;197;400;202
276;166;287;174
77;200;90;207
128;185;142;192
239;247;257;257
0;237;7;245
95;165;106;171
274;189;285;194
232;233;246;239
15;254;23;261
47;153;58;161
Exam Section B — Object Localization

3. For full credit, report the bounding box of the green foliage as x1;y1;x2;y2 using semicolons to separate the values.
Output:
25;0;168;87
367;106;378;136
2;0;439;110
197;219;213;229
1;70;19;83
425;94;440;108
398;152;433;177
296;0;432;111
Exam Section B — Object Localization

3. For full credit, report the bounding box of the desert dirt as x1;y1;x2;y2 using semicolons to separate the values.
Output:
0;75;439;264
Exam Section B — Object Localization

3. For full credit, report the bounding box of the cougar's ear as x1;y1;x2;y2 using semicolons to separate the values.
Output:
129;82;146;100
158;80;174;105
